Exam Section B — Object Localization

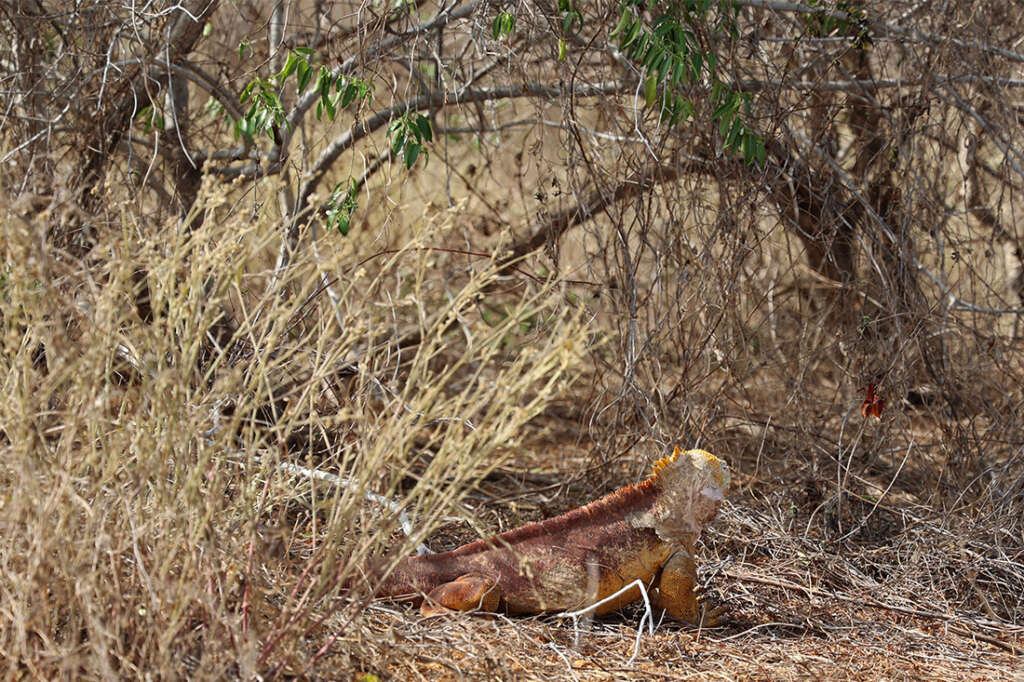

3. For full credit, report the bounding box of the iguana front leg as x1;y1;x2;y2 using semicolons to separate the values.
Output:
420;573;500;616
651;550;725;626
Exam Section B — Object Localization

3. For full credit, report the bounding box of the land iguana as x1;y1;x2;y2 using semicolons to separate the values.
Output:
368;447;730;624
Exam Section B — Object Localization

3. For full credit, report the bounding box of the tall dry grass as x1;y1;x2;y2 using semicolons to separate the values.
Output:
0;182;590;677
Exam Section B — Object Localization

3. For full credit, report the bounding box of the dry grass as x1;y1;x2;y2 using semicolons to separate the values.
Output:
0;188;591;677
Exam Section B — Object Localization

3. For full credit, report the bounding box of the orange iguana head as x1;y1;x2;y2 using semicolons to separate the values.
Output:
627;447;730;545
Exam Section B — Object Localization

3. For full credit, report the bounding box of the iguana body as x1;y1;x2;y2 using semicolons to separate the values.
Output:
373;448;729;623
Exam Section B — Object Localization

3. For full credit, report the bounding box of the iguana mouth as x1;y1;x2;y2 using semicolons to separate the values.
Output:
700;486;725;501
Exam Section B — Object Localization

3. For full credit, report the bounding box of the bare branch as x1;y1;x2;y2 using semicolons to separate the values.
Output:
737;0;1024;64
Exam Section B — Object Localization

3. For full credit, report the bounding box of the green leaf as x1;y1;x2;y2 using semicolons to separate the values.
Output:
326;178;359;236
689;51;702;80
681;98;694;122
622;21;641;48
558;38;567;61
296;62;312;92
728;90;741;113
634;32;649;57
643;45;663;70
726;117;742;148
719;111;732;137
404;140;420;168
672;59;685;85
643;75;657;107
610;10;632;38
390;130;405;157
280;51;299;81
317;67;330;95
341;83;357;107
415;115;432;142
262;89;281;111
492;11;515;40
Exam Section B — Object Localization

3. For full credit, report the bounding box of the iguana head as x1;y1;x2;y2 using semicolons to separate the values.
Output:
628;447;730;544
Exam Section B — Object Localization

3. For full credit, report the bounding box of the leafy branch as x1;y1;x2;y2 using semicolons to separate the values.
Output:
611;0;766;165
492;10;516;40
326;179;359;236
236;47;374;141
387;112;434;170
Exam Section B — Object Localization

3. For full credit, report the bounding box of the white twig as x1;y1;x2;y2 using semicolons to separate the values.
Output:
269;459;434;555
438;117;646;144
558;578;655;665
736;76;1024;92
547;642;582;682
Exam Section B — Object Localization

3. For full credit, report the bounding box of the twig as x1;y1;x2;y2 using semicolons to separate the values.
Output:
112;57;245;121
736;76;1024;93
547;642;582;682
502;158;709;269
835;438;914;542
558;578;655;665
727;571;1023;655
945;624;1022;656
785;127;1024;317
277;0;482;158
736;0;1024;65
269;459;434;555
260;79;634;297
437;117;646;143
